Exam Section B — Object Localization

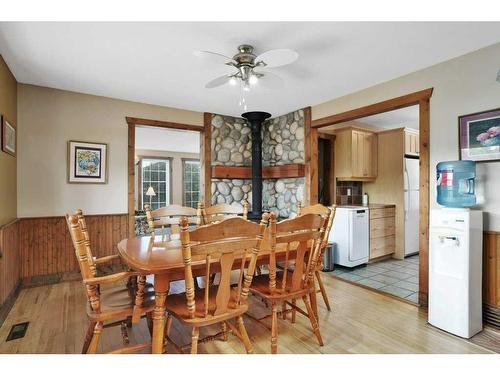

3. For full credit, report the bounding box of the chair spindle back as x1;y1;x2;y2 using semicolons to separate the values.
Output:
145;204;199;241
66;212;101;312
268;213;325;294
198;202;249;225
179;214;268;319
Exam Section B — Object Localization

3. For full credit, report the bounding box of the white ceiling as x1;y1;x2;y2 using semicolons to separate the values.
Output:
1;22;500;118
135;126;200;154
358;105;420;130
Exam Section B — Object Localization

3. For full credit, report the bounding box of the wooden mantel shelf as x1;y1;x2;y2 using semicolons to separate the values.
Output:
211;164;305;179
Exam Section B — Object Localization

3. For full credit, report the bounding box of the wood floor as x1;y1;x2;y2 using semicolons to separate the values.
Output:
0;275;493;354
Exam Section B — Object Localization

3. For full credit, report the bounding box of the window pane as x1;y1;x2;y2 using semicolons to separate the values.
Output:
183;160;201;208
142;159;170;209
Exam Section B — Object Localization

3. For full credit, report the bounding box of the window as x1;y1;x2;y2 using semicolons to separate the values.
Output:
183;159;201;208
141;158;170;210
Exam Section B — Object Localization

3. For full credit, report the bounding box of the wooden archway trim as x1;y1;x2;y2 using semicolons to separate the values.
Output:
126;116;203;132
311;88;433;128
311;88;433;308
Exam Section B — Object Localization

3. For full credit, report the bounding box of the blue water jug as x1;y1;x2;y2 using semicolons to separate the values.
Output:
436;160;476;208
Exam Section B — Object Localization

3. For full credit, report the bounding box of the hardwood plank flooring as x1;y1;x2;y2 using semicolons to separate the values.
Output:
0;276;492;354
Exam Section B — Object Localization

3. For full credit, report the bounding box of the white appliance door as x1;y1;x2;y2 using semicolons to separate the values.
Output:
348;210;369;262
404;158;420;191
405;190;420;256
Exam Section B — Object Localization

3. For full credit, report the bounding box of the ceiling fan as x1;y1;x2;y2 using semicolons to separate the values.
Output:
194;44;299;91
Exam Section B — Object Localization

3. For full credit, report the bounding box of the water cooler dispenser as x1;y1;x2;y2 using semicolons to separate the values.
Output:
429;161;483;338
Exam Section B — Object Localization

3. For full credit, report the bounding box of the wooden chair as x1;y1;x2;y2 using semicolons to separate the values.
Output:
163;214;268;354
198;202;249;225
66;211;155;354
247;212;329;354
198;201;253;283
297;203;336;314
145;204;200;241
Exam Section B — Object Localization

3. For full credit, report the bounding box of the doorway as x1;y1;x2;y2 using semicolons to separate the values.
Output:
133;126;201;235
311;88;432;307
126;116;209;236
318;105;421;304
318;134;335;206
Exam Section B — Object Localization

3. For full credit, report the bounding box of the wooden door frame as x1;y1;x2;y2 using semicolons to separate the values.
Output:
311;88;434;307
126;115;211;236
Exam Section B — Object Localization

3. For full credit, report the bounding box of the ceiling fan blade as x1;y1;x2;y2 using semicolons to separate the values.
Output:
194;50;234;64
205;74;231;89
258;71;285;89
255;49;299;68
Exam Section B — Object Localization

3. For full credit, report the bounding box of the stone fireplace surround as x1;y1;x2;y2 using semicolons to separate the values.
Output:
211;109;305;219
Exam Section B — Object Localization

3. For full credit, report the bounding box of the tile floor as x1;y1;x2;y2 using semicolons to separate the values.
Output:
325;254;419;303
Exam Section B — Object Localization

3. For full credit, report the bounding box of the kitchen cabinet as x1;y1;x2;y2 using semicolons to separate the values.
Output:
369;206;396;260
404;128;419;156
334;127;377;181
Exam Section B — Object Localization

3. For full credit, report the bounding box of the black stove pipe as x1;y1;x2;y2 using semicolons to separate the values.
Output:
241;111;272;221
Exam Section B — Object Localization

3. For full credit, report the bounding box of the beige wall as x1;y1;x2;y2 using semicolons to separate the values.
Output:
313;42;500;231
17;84;203;217
135;149;199;208
0;55;17;226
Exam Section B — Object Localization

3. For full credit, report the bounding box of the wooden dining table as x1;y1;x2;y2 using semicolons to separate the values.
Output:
117;234;313;354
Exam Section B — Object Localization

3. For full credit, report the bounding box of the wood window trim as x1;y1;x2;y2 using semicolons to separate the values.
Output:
136;156;173;210
311;88;434;309
181;158;201;207
127;116;210;236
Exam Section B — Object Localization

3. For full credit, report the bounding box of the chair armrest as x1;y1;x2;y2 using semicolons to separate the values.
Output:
83;271;141;286
93;254;121;264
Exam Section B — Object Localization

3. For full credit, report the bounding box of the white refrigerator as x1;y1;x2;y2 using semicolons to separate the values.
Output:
404;157;419;256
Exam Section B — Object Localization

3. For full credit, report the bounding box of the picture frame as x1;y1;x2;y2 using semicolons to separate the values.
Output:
67;140;108;184
459;107;500;162
1;115;16;157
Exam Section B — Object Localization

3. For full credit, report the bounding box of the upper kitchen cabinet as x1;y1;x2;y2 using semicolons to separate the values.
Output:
334;127;378;181
404;128;419;156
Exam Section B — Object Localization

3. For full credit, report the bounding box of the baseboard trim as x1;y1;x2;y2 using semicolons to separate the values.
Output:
21;272;82;288
0;280;22;328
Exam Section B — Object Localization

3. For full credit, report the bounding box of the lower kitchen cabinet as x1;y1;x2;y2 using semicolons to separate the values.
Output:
369;207;396;260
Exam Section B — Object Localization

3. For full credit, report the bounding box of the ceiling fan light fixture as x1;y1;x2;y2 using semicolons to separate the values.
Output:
229;76;238;86
248;74;258;85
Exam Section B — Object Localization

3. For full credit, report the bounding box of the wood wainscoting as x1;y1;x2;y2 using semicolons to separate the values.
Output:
484;231;500;328
0;219;21;324
18;213;129;282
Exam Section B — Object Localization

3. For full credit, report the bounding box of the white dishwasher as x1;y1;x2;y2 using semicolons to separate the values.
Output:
329;206;369;267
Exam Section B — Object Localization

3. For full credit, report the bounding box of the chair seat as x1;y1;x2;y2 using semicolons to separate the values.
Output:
87;281;155;320
165;285;247;326
249;272;313;300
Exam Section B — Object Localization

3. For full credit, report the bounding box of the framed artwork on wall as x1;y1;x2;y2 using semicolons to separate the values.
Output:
67;140;108;183
459;107;500;162
1;115;16;157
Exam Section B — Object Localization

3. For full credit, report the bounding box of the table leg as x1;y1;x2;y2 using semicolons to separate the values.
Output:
152;274;169;354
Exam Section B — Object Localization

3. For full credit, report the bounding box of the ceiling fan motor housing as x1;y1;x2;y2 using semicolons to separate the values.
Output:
230;45;265;82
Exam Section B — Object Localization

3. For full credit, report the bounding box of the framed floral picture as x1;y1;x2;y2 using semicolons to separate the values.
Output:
67;140;108;183
459;108;500;162
1;115;16;157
